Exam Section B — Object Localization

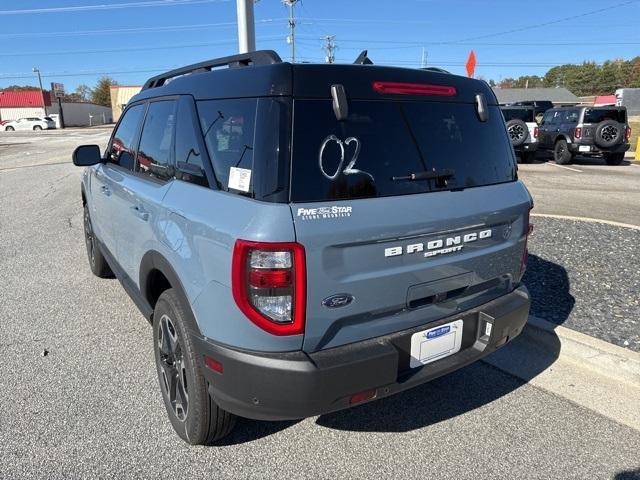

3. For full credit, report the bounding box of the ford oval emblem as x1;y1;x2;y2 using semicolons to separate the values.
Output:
322;293;354;308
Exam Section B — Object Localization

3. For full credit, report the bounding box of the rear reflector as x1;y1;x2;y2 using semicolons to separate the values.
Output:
574;127;582;139
626;126;632;140
204;356;224;374
533;127;539;139
350;388;377;405
372;81;456;96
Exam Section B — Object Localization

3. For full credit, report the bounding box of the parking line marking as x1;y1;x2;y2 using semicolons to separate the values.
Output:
531;213;640;231
547;162;583;173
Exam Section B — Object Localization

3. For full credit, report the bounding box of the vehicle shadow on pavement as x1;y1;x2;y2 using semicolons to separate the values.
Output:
216;419;302;446
522;254;575;326
314;255;574;434
615;469;640;480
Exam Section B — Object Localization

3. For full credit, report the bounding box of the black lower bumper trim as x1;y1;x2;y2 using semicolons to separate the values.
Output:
194;286;530;421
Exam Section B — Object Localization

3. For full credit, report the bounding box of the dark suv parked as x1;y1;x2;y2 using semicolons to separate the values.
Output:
72;50;532;444
538;106;631;165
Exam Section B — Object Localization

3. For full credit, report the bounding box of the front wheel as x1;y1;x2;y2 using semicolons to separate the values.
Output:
83;204;113;278
604;152;624;166
554;139;572;165
5;126;14;131
153;289;236;445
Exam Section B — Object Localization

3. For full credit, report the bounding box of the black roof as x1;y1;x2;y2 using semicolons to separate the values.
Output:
129;50;497;105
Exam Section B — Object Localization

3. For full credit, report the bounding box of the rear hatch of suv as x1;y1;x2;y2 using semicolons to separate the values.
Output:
579;107;628;148
289;66;532;353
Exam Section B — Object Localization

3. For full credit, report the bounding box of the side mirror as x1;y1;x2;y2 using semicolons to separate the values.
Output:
72;145;102;166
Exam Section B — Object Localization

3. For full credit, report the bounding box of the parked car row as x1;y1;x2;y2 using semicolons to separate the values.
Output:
0;116;55;131
500;102;631;165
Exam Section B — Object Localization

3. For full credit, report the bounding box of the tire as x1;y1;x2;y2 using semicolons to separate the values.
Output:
594;120;622;148
604;152;624;166
83;204;114;278
5;126;14;131
153;288;236;445
554;139;572;165
33;125;42;131
506;119;528;147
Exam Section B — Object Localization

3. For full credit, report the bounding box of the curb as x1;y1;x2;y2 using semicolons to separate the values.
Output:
526;316;640;387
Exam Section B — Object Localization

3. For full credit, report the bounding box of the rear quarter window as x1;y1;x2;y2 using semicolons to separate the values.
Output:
583;108;627;124
291;99;515;202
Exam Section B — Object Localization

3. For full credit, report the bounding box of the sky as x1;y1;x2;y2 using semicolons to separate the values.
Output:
0;0;639;92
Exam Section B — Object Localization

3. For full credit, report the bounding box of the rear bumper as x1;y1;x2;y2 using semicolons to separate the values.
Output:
515;142;538;153
194;285;530;421
568;142;630;154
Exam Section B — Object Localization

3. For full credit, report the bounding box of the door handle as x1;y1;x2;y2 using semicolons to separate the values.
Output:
131;205;149;221
100;185;111;196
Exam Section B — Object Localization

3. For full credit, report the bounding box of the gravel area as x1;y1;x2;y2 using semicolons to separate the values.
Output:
523;217;640;352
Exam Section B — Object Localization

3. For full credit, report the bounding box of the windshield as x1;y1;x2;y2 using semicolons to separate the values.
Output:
584;108;626;123
501;108;534;122
291;99;516;202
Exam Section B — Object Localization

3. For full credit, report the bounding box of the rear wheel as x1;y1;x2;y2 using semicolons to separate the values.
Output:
83;204;113;278
153;288;236;445
33;125;42;131
604;152;624;166
554;139;572;165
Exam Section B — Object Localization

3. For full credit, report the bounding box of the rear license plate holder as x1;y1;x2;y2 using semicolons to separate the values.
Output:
409;319;464;368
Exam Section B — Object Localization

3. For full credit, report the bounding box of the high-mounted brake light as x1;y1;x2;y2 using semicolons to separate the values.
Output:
533;127;539;139
232;240;306;336
574;127;582;139
372;81;456;96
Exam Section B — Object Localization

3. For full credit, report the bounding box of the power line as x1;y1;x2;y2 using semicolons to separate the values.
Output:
0;0;227;15
0;37;284;58
438;0;640;44
0;18;285;39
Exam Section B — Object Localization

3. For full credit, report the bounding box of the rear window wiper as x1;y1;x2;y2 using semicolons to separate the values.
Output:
392;168;455;186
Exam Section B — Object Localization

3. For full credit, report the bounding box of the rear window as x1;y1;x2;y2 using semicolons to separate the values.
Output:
583;108;626;124
501;108;534;122
291;99;515;202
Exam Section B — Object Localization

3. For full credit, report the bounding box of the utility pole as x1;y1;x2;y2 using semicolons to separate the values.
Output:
32;67;48;115
421;48;429;68
282;0;299;62
321;35;337;64
236;0;256;53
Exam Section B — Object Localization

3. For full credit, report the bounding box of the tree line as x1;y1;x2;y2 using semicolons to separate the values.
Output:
0;77;118;107
490;57;640;96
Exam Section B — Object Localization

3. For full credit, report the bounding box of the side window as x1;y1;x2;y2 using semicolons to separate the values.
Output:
541;111;553;125
565;110;579;123
197;98;257;192
136;100;177;181
109;104;144;170
175;97;208;187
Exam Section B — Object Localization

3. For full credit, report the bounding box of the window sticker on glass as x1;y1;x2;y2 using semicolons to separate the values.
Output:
228;166;251;192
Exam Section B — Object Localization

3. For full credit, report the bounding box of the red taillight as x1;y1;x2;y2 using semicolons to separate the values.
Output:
574;127;582;139
533;127;539;139
350;388;377;405
626;126;631;140
372;81;456;96
232;239;306;336
204;356;224;374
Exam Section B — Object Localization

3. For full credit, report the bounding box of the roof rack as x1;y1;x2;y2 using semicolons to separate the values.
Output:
142;50;282;90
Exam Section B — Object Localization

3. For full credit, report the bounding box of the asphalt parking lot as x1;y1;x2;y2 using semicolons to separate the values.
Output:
1;129;639;479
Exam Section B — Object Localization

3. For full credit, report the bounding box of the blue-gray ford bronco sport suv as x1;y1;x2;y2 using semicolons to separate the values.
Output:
73;50;532;444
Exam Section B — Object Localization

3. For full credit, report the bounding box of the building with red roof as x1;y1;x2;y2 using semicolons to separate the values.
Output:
0;90;52;121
